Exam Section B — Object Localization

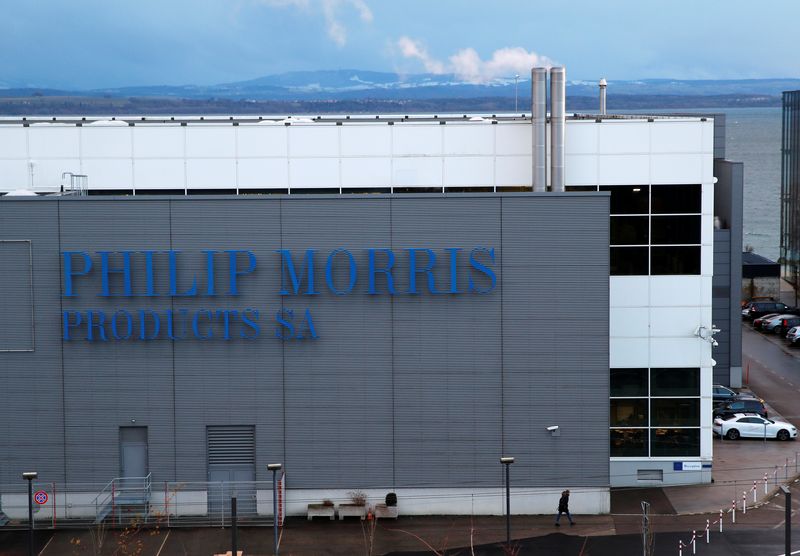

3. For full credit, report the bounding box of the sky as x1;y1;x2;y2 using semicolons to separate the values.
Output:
2;0;800;89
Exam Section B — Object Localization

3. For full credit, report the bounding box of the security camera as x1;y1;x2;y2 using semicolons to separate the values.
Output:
711;338;719;347
546;425;559;432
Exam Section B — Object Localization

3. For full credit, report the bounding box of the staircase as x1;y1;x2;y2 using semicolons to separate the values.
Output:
0;509;9;527
93;474;152;525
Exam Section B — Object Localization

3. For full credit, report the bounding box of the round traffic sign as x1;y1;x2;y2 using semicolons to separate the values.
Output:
33;490;48;505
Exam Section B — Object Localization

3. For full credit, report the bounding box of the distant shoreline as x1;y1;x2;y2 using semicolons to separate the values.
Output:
0;94;781;116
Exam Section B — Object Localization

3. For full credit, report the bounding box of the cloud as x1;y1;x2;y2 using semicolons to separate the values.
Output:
258;0;372;46
397;37;555;82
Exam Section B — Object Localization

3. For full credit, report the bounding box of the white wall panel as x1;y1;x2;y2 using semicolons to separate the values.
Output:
598;155;649;184
650;338;701;367
133;126;184;158
650;121;704;153
289;157;339;188
649;276;703;307
598;122;649;154
702;183;713;215
289;126;339;158
610;277;649;307
0;127;28;158
610;338;649;367
565;122;598;154
31;159;81;191
565;154;598;185
392;157;442;187
443;124;493;155
186;126;236;158
0;160;29;191
495;124;531;155
651;154;704;185
393;125;442;156
28;126;80;158
81;128;132;158
340;125;391;157
610;307;649;337
701;214;713;245
495;156;530;187
238;158;288;189
444;156;493;187
237;126;288;158
82;159;134;190
186;159;236;189
701;239;713;276
133;159;185;189
341;157;391;188
650;307;701;337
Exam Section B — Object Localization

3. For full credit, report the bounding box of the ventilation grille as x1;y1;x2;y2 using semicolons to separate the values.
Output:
637;469;663;481
207;426;255;466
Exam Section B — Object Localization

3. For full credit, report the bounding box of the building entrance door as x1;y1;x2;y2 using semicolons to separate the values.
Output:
120;427;148;481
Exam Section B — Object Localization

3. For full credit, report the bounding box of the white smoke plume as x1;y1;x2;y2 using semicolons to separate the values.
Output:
257;0;373;46
397;37;555;83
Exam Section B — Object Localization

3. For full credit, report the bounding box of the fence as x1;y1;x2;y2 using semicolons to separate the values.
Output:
0;473;285;530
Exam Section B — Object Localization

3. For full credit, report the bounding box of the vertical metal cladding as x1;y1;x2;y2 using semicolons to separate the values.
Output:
550;67;566;192
599;78;607;116
531;67;548;192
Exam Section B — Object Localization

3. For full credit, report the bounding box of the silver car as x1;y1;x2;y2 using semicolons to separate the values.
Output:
713;413;797;441
787;326;800;346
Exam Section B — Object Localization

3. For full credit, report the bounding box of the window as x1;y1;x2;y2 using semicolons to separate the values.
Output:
610;368;701;458
605;184;703;276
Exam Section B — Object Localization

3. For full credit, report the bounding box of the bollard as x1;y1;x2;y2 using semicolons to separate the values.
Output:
775;466;779;487
786;458;790;481
719;509;723;533
753;480;757;503
765;473;769;495
679;540;683;556
732;499;736;523
706;519;710;543
692;531;696;554
743;491;747;514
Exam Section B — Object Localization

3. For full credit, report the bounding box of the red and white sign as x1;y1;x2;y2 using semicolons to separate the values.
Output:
33;490;48;505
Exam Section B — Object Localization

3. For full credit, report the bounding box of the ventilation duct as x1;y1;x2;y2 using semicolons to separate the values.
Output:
531;67;548;192
549;67;566;192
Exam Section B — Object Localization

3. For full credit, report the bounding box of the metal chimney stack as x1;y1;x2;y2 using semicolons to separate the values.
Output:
599;78;607;115
531;67;547;192
550;66;566;192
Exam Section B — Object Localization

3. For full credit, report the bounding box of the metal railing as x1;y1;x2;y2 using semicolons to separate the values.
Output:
0;473;285;530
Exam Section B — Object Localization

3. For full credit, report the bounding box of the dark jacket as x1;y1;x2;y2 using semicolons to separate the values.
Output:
558;493;569;512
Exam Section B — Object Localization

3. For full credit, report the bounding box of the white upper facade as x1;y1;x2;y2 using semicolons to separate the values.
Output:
0;116;713;193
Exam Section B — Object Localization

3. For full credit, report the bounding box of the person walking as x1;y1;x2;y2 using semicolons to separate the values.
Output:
554;489;575;526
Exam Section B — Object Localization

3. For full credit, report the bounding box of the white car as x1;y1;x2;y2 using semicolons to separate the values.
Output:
788;327;800;346
713;413;797;441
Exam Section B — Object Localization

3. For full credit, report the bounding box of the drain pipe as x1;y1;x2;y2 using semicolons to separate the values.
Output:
599;78;607;115
550;67;566;192
532;67;547;192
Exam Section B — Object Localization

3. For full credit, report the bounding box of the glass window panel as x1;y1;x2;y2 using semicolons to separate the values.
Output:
650;246;700;275
611;368;648;397
651;215;701;244
565;185;598;192
651;184;701;214
651;399;700;427
611;247;649;275
611;399;648;426
650;428;700;457
650;368;700;396
600;185;649;214
611;216;649;245
611;429;649;457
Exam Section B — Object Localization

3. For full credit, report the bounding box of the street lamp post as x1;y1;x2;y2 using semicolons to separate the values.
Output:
500;457;514;546
514;75;520;113
22;472;37;556
268;463;283;555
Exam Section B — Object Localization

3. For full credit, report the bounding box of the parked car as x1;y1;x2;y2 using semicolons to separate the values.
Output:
713;413;797;441
713;397;768;420
745;302;794;320
787;327;800;346
767;315;800;336
753;313;781;331
712;384;740;405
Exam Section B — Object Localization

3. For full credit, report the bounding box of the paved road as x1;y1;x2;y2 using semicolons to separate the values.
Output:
743;324;800;422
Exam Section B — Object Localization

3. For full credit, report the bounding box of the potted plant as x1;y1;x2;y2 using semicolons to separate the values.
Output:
339;490;368;520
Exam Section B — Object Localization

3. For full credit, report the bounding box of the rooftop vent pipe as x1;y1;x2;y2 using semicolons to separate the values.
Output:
531;67;547;192
550;67;566;192
599;78;607;115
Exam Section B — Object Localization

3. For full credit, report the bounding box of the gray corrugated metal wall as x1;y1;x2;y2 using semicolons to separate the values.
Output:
0;194;609;489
